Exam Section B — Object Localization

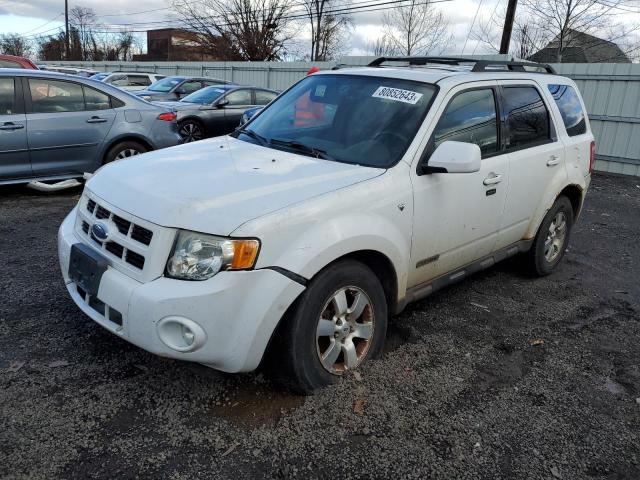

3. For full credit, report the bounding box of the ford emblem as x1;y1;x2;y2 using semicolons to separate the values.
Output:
91;222;109;241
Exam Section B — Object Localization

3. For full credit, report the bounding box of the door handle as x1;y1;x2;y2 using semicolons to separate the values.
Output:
483;173;503;186
0;122;24;131
86;117;107;123
547;155;560;166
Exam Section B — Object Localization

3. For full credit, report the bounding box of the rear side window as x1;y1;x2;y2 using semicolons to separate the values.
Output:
547;84;586;136
0;78;15;114
432;88;499;157
226;89;252;106
84;87;111;111
255;90;277;105
502;86;550;149
0;60;23;68
29;79;84;113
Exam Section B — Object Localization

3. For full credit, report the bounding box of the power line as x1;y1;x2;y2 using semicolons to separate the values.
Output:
16;12;63;35
462;0;485;54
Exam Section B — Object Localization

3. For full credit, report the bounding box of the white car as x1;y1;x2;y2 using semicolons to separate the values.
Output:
58;57;594;393
102;72;166;91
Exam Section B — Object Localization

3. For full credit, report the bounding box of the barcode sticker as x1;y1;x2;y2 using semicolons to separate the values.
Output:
372;86;423;104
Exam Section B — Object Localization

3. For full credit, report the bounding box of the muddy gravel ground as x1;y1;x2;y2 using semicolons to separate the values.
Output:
1;173;639;480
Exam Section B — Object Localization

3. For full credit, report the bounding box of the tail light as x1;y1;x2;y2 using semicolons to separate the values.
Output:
158;112;177;122
589;140;596;174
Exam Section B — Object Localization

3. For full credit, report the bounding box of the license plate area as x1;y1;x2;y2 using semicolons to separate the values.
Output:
69;243;108;296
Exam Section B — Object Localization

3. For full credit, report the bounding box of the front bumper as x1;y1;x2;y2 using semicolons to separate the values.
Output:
58;208;305;372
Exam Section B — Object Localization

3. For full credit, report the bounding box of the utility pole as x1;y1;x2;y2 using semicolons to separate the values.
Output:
64;0;70;59
499;0;518;54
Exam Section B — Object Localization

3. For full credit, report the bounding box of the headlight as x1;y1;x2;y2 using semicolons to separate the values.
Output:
166;230;260;281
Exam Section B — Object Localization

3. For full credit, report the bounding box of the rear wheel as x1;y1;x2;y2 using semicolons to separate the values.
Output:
525;195;574;276
178;120;205;143
267;260;388;394
104;140;148;164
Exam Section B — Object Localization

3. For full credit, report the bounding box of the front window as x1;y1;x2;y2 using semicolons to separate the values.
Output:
237;74;437;168
181;86;227;104
148;77;183;92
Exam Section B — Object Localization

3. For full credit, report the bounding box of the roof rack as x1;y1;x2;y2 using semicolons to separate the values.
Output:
367;56;556;74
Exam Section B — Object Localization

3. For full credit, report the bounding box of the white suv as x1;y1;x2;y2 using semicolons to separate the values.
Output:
58;57;594;393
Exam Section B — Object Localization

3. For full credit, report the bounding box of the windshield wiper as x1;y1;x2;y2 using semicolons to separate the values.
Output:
234;127;269;147
270;138;335;161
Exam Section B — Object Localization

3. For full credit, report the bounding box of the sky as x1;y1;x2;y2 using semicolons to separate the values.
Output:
0;0;638;59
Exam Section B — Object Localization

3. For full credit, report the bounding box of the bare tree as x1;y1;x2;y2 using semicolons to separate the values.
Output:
522;0;638;62
304;0;352;61
472;8;549;58
0;33;32;57
172;0;297;60
364;36;397;56
382;0;452;56
69;5;98;60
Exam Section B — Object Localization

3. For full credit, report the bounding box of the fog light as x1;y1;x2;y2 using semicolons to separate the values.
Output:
157;316;206;352
181;325;195;346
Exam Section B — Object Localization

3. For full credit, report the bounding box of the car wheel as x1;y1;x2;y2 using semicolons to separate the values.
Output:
178;120;204;143
267;259;388;394
526;195;574;276
104;141;148;164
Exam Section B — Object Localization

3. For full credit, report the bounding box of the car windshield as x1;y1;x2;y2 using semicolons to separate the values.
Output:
236;74;437;168
181;86;228;104
148;77;183;92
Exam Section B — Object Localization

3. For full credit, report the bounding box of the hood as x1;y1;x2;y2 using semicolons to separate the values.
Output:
134;90;168;97
153;101;202;111
86;137;384;235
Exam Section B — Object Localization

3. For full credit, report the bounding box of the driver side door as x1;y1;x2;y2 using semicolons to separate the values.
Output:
409;82;510;287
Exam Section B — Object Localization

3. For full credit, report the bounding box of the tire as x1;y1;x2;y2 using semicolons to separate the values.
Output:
267;259;388;394
103;141;148;164
525;195;574;276
178;120;205;143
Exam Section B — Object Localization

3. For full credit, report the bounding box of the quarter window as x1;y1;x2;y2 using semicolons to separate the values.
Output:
433;88;499;156
547;84;586;136
29;79;85;113
502;86;550;149
0;78;15;115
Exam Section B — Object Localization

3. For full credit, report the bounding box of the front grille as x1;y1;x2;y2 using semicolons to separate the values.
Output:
78;196;154;272
76;285;123;326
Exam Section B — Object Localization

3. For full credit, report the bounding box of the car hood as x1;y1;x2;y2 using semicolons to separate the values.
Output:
134;90;168;97
86;136;384;235
153;101;201;110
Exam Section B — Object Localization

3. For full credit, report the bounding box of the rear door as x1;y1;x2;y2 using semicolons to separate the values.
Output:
0;76;30;179
222;89;254;132
255;89;278;106
25;77;116;176
495;81;567;249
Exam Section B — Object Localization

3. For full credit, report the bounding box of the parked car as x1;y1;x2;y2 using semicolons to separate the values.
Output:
102;72;166;91
0;54;38;69
0;69;182;185
133;76;232;102
90;71;112;81
156;85;278;142
38;65;89;76
58;57;594;393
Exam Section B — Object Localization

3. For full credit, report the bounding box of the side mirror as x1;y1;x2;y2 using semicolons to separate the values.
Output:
216;98;229;109
419;141;481;175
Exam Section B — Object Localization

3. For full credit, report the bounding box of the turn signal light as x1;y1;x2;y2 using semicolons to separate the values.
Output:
230;240;260;270
158;112;177;122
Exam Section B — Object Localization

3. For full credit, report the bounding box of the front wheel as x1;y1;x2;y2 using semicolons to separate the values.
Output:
525;195;574;276
267;259;388;394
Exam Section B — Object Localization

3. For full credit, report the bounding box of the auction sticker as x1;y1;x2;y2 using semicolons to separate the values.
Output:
372;86;423;104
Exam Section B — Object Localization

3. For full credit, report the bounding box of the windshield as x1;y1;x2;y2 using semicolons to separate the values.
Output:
148;77;183;92
181;86;227;104
236;74;436;168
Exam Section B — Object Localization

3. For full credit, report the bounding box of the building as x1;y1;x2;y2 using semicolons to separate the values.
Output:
133;29;217;62
529;29;631;64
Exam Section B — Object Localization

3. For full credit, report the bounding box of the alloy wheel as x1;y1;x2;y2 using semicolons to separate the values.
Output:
544;211;567;262
179;122;203;143
115;148;140;160
316;286;374;374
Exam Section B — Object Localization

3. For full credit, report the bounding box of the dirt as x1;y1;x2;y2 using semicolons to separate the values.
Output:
1;173;639;479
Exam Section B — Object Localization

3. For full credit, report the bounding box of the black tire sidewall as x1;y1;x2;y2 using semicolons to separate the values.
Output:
531;196;574;275
179;120;204;141
104;141;148;164
282;260;388;394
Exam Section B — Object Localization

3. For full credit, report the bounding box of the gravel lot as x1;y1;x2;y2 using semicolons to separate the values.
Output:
1;173;639;480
